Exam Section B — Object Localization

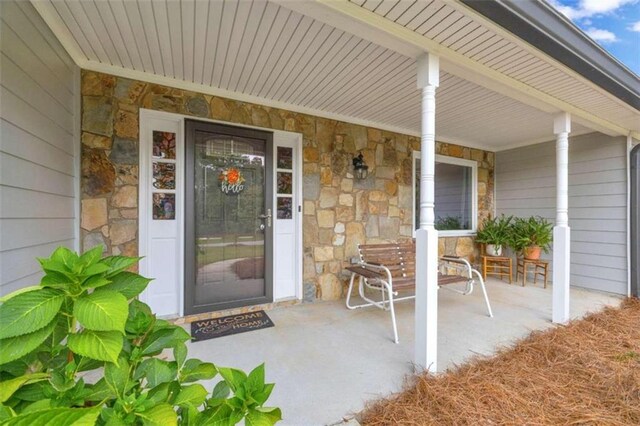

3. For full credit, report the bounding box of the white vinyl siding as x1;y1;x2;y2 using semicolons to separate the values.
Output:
0;1;80;295
496;132;628;295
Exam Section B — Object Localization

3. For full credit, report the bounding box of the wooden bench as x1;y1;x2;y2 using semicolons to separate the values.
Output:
345;242;493;343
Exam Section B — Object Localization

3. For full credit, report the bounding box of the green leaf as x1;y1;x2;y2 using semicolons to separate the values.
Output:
135;403;177;426
76;356;103;373
144;383;170;407
74;290;128;332
217;367;247;392
0;406;15;421
99;407;126;425
81;275;111;290
173;343;187;369
209;381;230;402
82;263;111;277
101;256;141;277
45;315;70;350
253;384;275;406
77;246;103;269
141;327;190;356
0;373;49;403
197;405;243;426
0;320;56;365
0;286;40;303
40;272;73;290
247;364;265;391
179;359;217;383
67;330;122;363
50;246;78;268
20;400;51;415
136;359;178;388
246;407;282;426
125;301;155;336
96;272;152;299
84;378;115;402
0;358;30;377
174;384;208;408
0;289;64;339
11;382;48;402
0;407;100;426
105;357;130;397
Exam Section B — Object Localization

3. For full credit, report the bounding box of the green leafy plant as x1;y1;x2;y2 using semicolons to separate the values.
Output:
475;215;513;247
435;216;465;231
0;246;281;425
509;216;553;254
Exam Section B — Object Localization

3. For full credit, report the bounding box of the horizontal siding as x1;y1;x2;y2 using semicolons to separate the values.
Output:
496;132;628;295
0;271;44;297
1;119;75;174
0;1;79;296
0;186;75;219
0;218;76;252
0;238;75;287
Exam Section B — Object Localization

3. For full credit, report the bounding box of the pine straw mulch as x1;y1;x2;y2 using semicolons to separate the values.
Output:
360;298;640;426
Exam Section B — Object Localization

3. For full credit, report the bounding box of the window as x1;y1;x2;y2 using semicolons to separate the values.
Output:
413;152;477;235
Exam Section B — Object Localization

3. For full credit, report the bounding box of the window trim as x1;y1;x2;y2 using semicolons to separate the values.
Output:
412;151;478;237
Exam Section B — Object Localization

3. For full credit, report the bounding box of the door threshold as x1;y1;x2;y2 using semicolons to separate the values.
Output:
173;298;301;325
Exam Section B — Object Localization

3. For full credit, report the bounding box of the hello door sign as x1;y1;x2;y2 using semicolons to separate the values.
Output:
218;167;245;194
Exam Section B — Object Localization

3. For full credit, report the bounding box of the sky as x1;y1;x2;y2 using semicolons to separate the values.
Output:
548;0;640;75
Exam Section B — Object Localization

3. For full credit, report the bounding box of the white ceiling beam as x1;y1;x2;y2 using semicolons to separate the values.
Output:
273;0;636;139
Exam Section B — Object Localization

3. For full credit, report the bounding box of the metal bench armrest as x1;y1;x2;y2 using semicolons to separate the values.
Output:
440;255;474;279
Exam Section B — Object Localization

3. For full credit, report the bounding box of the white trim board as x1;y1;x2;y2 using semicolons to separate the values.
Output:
412;151;478;237
138;110;185;317
138;109;303;318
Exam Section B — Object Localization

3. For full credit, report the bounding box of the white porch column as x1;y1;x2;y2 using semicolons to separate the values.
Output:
415;53;439;372
552;112;571;323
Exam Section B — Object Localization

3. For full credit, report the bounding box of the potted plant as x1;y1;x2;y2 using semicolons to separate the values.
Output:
510;216;553;259
475;215;513;256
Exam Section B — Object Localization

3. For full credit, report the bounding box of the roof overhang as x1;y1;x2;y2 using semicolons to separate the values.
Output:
31;0;640;149
461;0;640;111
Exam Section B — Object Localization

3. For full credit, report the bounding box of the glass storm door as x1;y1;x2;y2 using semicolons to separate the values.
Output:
185;120;273;315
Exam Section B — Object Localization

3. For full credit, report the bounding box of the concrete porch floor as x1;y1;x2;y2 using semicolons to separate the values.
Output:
184;279;622;425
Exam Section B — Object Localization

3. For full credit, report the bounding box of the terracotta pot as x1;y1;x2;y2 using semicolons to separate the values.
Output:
486;244;502;257
523;245;542;260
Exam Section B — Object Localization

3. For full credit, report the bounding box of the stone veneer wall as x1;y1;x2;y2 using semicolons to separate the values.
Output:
80;70;494;302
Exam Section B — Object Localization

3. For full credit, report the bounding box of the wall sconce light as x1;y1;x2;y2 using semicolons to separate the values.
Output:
352;152;369;180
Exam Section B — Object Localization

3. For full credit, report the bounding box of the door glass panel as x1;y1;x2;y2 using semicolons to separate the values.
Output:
193;131;266;306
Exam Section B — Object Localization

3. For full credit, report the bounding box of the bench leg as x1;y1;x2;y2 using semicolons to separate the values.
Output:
346;273;372;310
380;281;399;344
472;269;494;318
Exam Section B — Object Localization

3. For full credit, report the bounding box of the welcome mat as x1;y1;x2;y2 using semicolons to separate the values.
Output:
190;310;274;342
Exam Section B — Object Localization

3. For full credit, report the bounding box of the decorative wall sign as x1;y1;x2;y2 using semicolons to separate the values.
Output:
277;172;292;194
218;167;245;194
153;162;176;189
152;131;176;159
153;193;175;220
277;197;292;219
277;147;293;169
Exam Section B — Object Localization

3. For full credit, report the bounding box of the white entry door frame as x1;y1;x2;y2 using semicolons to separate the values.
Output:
138;109;303;317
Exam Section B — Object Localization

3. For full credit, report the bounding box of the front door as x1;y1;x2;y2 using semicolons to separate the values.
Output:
185;120;273;315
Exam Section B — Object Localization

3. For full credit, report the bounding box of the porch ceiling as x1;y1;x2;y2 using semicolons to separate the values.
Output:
32;0;636;150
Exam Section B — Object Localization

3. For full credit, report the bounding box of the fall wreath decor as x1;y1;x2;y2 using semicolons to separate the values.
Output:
219;167;246;194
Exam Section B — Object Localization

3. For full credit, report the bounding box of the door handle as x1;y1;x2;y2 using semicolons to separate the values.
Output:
259;209;272;227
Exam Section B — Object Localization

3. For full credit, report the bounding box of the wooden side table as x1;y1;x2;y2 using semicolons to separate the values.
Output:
481;256;512;283
516;258;549;288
